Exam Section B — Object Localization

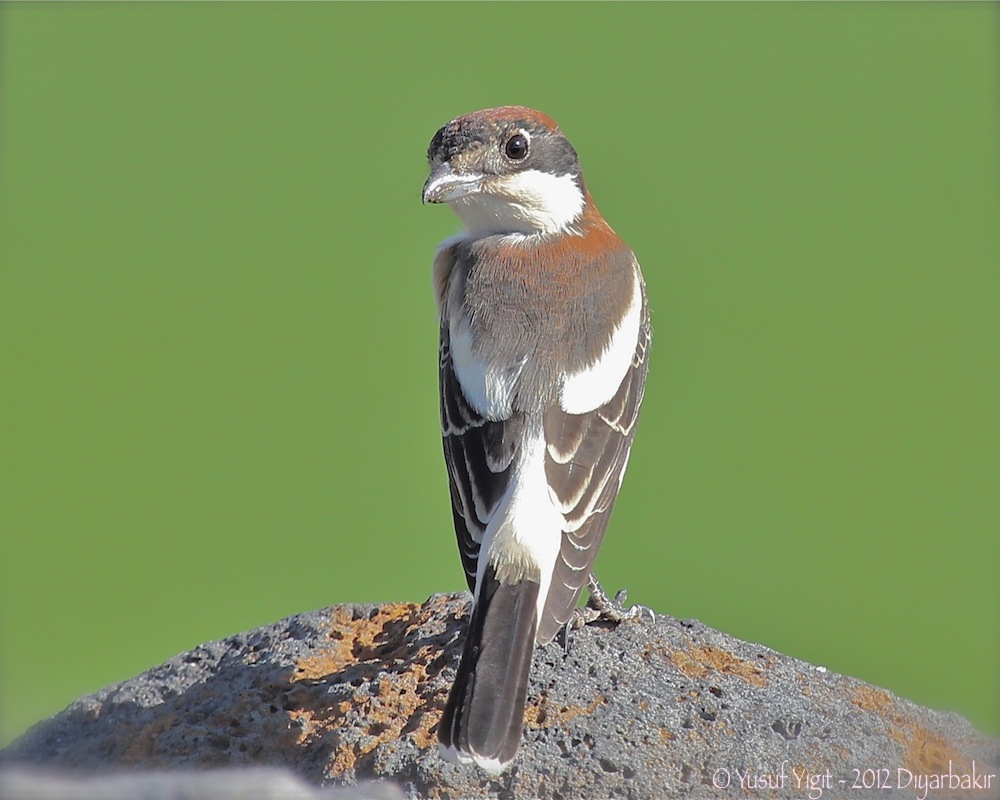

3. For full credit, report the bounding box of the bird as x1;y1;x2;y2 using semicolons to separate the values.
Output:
422;106;651;772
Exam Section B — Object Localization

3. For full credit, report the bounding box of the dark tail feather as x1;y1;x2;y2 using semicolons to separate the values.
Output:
439;568;540;771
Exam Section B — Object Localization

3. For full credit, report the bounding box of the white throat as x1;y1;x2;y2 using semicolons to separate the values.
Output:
450;170;585;237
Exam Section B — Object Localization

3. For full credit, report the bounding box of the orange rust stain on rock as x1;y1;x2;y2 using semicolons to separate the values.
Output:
849;686;975;781
325;663;447;778
287;707;323;745
292;602;420;681
408;704;442;751
851;685;893;714
523;694;607;730
290;662;446;778
330;746;358;776
283;602;452;778
669;645;768;687
891;721;972;778
669;650;709;681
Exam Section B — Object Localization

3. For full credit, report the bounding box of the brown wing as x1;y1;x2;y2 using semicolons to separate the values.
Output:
439;325;524;589
536;301;651;643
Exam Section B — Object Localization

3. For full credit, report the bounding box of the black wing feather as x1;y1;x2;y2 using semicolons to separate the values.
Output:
439;326;522;589
536;302;651;643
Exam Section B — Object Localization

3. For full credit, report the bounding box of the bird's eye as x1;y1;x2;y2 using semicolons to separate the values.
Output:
504;133;529;161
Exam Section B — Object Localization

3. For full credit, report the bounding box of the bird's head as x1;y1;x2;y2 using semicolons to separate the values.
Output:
422;106;589;237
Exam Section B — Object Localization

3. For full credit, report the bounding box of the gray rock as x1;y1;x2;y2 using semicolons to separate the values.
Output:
3;593;998;799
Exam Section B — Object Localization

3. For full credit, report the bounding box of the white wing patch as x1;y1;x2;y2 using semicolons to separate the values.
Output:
450;317;526;421
559;264;643;415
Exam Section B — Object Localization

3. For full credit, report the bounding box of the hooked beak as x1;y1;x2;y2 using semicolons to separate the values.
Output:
422;162;484;204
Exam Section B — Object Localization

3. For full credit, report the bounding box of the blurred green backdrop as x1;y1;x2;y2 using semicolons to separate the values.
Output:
1;3;997;745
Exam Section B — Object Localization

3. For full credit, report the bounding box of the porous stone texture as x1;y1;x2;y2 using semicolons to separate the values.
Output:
3;593;997;799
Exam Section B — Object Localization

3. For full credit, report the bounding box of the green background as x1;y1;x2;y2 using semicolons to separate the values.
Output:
1;3;997;745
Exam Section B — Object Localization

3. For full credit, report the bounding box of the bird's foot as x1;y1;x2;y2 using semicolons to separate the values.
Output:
572;574;655;629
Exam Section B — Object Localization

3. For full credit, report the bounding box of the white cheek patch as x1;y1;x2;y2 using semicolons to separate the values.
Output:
560;264;643;415
452;170;585;237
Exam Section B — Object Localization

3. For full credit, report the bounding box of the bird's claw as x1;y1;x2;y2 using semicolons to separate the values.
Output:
571;575;655;629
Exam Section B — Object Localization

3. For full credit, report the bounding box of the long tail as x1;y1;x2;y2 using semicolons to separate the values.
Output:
438;567;540;773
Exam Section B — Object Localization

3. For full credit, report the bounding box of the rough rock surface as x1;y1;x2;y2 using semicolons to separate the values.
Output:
3;593;997;799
